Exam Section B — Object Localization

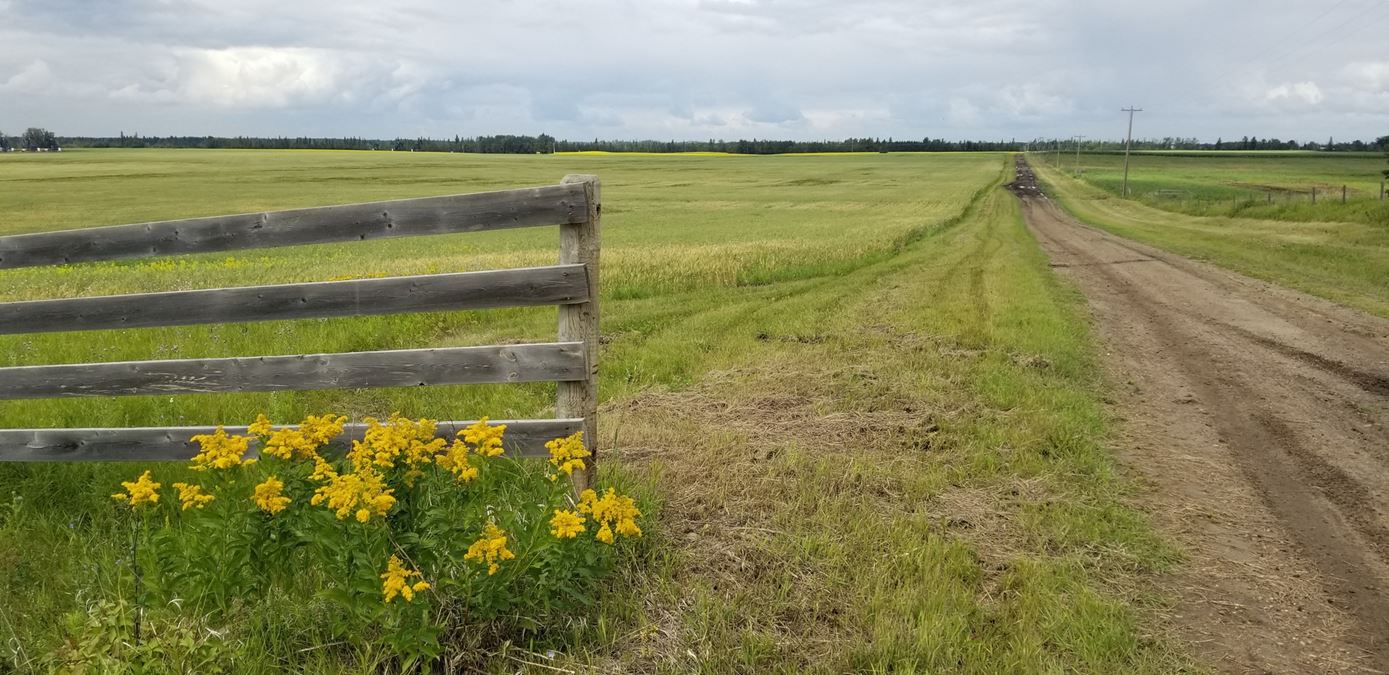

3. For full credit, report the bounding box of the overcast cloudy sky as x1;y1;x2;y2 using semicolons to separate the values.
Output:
1;0;1386;142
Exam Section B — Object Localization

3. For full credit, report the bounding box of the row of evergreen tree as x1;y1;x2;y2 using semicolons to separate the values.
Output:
48;133;1023;153
7;129;1387;155
1031;136;1388;153
0;127;60;151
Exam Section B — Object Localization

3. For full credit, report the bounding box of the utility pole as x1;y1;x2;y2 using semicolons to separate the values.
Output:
1121;107;1142;197
1072;135;1086;175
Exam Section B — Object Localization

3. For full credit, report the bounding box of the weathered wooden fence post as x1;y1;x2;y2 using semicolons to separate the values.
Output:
1342;185;1347;204
559;174;601;493
1311;187;1317;204
0;179;599;462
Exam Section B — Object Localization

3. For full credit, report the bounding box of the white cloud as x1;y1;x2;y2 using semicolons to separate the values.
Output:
994;83;1073;118
0;59;52;93
1342;61;1389;93
177;47;343;107
947;98;982;127
1264;81;1324;106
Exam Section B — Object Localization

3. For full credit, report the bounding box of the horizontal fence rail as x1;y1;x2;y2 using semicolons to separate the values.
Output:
0;182;589;269
0;264;589;335
0;418;583;462
0;343;585;400
0;176;600;468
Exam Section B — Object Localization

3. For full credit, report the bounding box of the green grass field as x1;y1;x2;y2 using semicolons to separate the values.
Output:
1032;158;1389;319
1044;150;1389;225
0;150;1188;672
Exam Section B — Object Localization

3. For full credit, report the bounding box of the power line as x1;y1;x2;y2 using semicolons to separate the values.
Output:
1211;0;1387;95
1260;0;1388;74
1238;0;1354;67
1121;108;1142;197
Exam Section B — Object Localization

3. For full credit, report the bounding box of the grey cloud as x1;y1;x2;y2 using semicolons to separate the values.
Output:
0;0;1385;140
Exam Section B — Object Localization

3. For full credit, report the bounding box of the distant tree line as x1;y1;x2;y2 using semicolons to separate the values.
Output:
11;129;1387;156
52;133;1021;154
553;137;1020;153
0;127;60;151
57;132;562;153
1033;135;1389;153
1381;135;1389;178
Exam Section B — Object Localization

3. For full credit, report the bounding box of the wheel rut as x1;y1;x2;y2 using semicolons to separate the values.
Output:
1010;157;1389;674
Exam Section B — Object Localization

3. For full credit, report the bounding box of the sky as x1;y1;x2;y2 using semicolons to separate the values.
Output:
1;0;1387;143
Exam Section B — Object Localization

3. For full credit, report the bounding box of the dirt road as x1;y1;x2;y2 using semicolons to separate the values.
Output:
1009;157;1389;673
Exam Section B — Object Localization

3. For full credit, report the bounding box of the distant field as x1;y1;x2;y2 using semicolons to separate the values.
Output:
1033;159;1389;319
1043;150;1389;225
0;150;998;428
0;150;1189;672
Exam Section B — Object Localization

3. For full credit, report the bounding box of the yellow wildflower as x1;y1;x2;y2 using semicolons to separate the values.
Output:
252;476;290;514
300;414;348;445
436;440;480;482
188;427;253;471
380;555;431;603
247;414;274;437
309;456;338;482
261;414;347;461
464;522;515;575
171;482;214;511
579;488;642;544
111;470;161;508
459;418;507;457
549;509;586;538
616;517;643;537
347;414;445;471
545;432;590;480
311;465;395;522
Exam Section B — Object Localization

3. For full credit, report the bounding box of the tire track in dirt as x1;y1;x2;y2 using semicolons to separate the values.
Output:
1009;157;1389;673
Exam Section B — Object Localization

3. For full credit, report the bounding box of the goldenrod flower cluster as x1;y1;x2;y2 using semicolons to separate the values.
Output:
460;418;507;457
311;464;396;523
549;509;586;538
380;555;431;603
545;432;590;481
111;470;161;508
436;440;480;482
436;418;508;482
109;411;645;622
578;488;642;544
188;427;255;471
348;414;446;471
255;414;346;461
464;522;516;575
252;476;291;514
171;482;214;511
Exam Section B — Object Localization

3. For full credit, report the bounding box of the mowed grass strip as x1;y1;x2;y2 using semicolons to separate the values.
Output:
583;170;1188;672
0;150;1187;672
1033;159;1389;320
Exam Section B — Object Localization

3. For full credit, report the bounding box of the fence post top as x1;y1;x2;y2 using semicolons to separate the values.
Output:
561;174;599;185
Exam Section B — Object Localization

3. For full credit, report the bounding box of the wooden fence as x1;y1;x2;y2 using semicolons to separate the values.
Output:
0;174;601;488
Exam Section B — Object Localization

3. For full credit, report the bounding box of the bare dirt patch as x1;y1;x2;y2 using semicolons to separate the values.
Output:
1012;157;1389;673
